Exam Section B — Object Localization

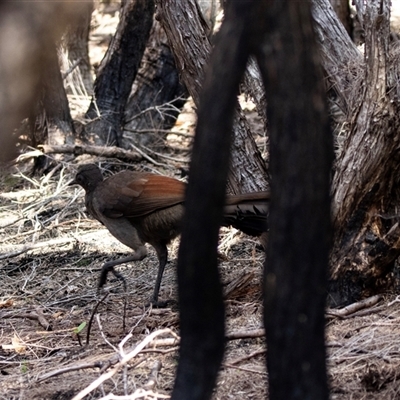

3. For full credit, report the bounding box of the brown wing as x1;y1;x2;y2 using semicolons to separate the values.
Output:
96;171;186;219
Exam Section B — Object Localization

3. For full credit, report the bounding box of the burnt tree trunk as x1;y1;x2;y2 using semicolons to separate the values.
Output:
172;0;332;398
258;0;332;397
312;0;400;305
85;0;154;146
123;18;187;147
156;0;269;194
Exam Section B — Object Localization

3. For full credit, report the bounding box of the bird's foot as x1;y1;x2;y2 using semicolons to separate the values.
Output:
98;264;127;292
146;298;170;308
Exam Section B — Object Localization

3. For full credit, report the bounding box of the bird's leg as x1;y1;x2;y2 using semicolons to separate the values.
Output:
98;246;147;290
148;243;168;307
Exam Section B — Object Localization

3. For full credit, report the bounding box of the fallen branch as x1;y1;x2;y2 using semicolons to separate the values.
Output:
38;361;104;382
1;310;51;330
0;237;76;260
18;144;143;163
98;389;170;400
222;362;266;375
225;328;265;340
326;295;383;318
228;349;266;365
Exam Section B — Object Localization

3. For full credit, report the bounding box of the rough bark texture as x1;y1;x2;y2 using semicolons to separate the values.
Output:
156;0;269;194
329;0;352;37
85;0;154;146
61;0;94;96
257;1;332;398
312;0;400;305
123;18;187;147
30;42;75;151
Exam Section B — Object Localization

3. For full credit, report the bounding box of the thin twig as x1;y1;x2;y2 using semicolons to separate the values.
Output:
86;292;110;345
72;329;174;400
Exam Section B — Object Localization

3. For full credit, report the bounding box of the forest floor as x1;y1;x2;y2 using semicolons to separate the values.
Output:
2;3;400;400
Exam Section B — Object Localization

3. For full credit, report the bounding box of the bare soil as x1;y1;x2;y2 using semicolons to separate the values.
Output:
2;3;400;400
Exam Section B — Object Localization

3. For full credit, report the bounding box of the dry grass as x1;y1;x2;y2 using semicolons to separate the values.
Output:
3;146;400;400
0;162;267;400
2;4;400;400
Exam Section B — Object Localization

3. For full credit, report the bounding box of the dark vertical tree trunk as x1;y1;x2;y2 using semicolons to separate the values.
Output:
257;0;333;397
171;1;252;398
171;0;332;399
85;0;154;146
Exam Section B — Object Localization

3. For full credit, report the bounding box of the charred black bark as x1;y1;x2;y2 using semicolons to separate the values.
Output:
171;4;251;400
256;1;332;398
123;18;187;147
172;1;332;399
85;0;154;146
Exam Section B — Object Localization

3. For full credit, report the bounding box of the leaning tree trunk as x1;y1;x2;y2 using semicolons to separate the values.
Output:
156;0;269;194
329;0;352;37
85;0;154;146
123;0;220;148
123;17;187;147
312;0;400;305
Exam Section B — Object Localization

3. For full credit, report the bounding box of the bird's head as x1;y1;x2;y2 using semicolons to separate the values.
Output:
69;164;104;192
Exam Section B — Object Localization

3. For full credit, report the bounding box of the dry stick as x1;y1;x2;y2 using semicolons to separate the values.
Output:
19;144;143;162
221;362;267;375
140;346;179;355
343;304;387;318
34;307;52;331
38;358;145;383
86;292;110;345
0;217;24;229
98;389;170;400
1;307;51;331
72;328;173;400
0;236;76;260
228;349;266;366
225;328;265;341
326;294;383;318
144;360;162;390
128;142;171;168
139;144;190;163
37;362;103;382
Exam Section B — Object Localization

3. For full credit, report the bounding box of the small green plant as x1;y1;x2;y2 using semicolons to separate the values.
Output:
77;259;91;267
20;362;28;374
73;321;86;334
